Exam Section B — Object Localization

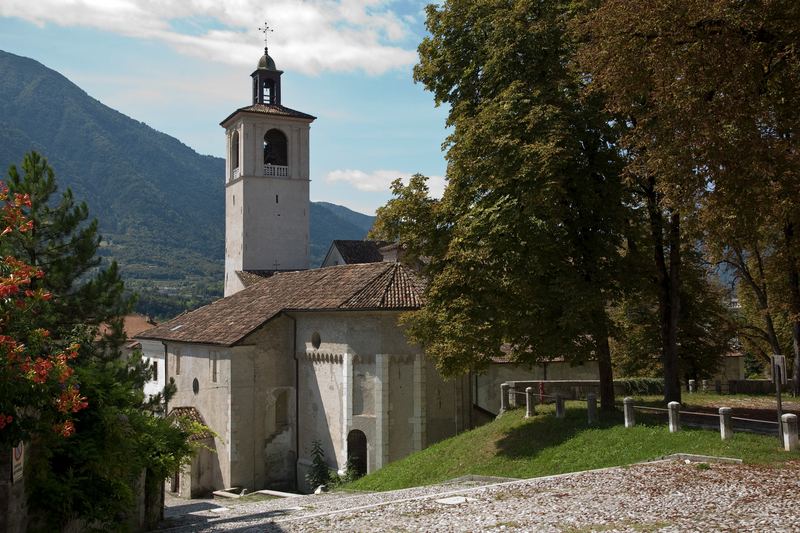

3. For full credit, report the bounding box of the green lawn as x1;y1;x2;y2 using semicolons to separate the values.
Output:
347;403;797;492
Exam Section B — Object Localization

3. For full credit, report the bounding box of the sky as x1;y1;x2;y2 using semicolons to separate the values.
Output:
0;0;451;216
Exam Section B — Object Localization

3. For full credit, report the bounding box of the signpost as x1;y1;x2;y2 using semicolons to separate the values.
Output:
12;441;23;483
772;355;787;445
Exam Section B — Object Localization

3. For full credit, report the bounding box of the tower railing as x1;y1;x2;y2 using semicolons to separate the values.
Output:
264;165;289;178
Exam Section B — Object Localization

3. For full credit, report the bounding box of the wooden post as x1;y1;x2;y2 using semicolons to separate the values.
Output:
500;384;509;415
624;397;635;428
539;381;545;405
719;407;733;440
555;393;565;419
782;414;798;451
587;393;597;424
668;401;681;433
715;380;721;394
525;387;535;418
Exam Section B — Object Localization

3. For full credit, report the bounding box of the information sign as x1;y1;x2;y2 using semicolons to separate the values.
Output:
12;441;23;483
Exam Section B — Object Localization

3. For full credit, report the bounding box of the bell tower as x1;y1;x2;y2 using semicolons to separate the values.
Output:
221;36;316;296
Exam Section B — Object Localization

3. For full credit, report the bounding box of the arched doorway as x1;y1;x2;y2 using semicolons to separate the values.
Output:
347;430;367;477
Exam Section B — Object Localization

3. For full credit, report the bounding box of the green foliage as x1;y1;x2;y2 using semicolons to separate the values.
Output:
372;0;629;388
1;151;135;334
26;331;200;532
306;439;332;490
611;248;736;381
616;378;665;396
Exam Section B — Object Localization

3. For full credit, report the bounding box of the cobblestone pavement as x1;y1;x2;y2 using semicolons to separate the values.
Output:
152;459;800;533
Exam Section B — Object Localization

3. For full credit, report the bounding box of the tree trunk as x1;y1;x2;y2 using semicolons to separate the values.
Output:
784;224;800;397
597;336;615;410
646;177;682;404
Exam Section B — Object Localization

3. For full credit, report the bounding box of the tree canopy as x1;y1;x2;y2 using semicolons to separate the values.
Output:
372;0;630;408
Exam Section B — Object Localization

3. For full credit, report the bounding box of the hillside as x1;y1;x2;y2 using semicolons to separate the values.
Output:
347;403;792;492
0;50;377;316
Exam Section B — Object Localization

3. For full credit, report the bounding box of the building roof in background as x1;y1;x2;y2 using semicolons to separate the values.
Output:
329;240;391;265
135;263;425;347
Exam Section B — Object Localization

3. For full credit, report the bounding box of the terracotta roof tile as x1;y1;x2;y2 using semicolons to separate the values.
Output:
169;407;214;440
136;263;424;347
221;104;316;125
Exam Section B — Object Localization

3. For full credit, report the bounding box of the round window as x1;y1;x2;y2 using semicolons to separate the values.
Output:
192;378;199;395
312;332;321;349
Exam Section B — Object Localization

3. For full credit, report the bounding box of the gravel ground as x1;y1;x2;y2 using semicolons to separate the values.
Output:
152;459;800;533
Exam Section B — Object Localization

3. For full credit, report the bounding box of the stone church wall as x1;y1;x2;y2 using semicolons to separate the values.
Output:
167;342;231;496
228;317;295;491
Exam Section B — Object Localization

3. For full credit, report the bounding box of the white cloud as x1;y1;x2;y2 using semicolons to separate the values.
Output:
0;0;417;75
323;169;446;198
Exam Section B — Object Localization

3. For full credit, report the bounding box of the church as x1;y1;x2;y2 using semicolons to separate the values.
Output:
136;44;472;497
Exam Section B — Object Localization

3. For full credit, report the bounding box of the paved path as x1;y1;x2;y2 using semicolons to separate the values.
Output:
151;459;800;532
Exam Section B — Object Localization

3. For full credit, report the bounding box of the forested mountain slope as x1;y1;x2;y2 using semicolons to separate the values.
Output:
0;50;376;300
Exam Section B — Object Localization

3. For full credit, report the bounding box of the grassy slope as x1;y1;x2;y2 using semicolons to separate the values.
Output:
348;403;797;492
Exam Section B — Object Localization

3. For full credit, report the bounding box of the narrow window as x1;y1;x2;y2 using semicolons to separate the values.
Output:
153;361;158;381
175;348;181;375
276;195;279;203
210;351;218;383
231;131;240;169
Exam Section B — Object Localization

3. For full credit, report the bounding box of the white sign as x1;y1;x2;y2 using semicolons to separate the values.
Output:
12;441;23;483
771;355;788;385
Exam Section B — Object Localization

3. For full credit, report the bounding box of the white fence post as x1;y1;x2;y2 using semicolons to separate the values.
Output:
719;407;733;440
782;414;798;451
500;384;509;415
555;393;565;419
526;387;535;418
587;393;597;424
624;397;635;428
668;401;681;433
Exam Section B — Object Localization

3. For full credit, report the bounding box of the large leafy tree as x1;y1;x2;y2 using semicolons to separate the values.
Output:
372;0;629;408
1;151;134;335
576;0;800;391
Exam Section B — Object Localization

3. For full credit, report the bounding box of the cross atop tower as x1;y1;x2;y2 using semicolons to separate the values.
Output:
259;21;273;54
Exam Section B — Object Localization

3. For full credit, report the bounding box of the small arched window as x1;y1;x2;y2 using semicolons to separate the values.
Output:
231;131;240;169
263;129;288;166
263;79;275;105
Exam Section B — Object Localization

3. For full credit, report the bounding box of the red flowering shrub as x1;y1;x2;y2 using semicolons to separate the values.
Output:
0;183;86;447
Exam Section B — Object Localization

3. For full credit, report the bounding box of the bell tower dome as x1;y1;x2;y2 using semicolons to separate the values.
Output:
252;48;282;105
221;34;317;296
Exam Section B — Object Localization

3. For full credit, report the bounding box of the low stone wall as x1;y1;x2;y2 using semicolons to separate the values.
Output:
728;379;796;395
505;380;626;405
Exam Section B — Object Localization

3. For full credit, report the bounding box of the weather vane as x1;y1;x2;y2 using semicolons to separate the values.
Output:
259;21;273;53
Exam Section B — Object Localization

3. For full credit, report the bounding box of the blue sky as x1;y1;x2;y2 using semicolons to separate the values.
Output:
0;0;450;215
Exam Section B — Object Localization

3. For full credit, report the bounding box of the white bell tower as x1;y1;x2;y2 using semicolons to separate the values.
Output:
221;42;316;296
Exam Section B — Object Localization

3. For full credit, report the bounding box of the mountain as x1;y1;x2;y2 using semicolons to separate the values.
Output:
0;50;379;293
310;203;375;267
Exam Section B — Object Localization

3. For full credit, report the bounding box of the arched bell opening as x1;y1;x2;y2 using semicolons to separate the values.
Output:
263;79;276;105
346;429;368;477
263;129;288;169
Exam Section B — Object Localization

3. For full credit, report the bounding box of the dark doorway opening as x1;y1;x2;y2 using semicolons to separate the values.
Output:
347;429;367;477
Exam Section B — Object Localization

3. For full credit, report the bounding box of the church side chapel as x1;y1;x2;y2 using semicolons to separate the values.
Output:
136;35;473;498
